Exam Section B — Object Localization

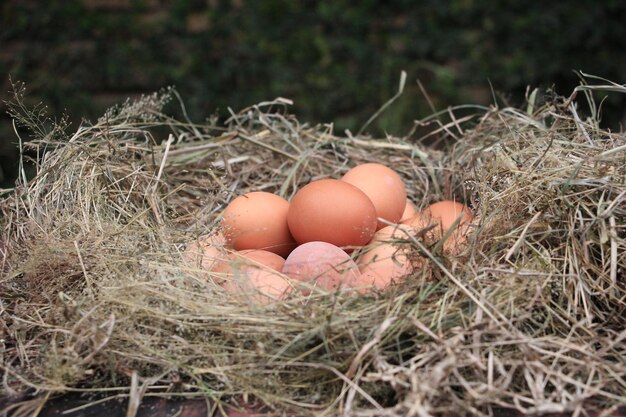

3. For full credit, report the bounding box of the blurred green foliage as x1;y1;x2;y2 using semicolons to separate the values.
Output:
1;0;625;184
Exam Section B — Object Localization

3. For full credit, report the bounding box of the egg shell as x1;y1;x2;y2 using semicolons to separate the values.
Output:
282;241;361;291
222;192;297;257
222;267;292;304
217;251;291;304
358;243;411;291
405;211;451;246
214;249;284;276
287;179;377;248
400;199;418;223
183;232;231;272
422;200;474;253
237;249;285;272
423;201;473;231
398;213;431;235
357;224;424;291
341;163;407;230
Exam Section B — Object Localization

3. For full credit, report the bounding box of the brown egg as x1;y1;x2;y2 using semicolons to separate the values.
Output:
400;199;418;223
218;251;292;304
214;249;284;276
423;201;473;230
422;200;474;253
287;179;377;248
282;241;361;291
237;249;285;271
341;163;407;229
358;243;411;291
222;267;292;304
357;224;424;291
222;192;297;257
183;232;231;272
403;212;451;247
401;212;431;233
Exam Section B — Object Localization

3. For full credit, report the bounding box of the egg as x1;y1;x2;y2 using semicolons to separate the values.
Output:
287;179;377;248
422;200;474;253
358;243;411;291
222;267;292;304
218;250;291;303
214;249;284;276
400;199;418;223
341;163;407;229
222;191;297;257
403;211;449;247
401;212;431;234
183;232;231;272
357;224;424;291
423;201;473;230
236;249;285;271
282;241;361;291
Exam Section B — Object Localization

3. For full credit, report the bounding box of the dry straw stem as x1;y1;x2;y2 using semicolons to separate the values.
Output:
1;80;625;416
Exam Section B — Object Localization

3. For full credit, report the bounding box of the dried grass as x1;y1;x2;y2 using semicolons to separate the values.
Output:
1;79;625;416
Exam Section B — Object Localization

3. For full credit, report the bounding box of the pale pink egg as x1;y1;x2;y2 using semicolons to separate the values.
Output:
282;241;361;291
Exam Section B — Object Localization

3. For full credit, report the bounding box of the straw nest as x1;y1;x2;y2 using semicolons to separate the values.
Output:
1;81;625;417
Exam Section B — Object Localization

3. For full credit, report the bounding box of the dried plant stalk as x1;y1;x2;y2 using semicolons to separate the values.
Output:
1;79;625;416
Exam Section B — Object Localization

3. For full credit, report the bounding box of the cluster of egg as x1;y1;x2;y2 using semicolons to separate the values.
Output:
184;163;473;304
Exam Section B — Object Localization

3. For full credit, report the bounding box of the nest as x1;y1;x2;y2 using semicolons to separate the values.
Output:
1;81;625;417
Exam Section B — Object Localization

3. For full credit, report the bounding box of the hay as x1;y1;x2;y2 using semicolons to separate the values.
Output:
1;80;625;416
